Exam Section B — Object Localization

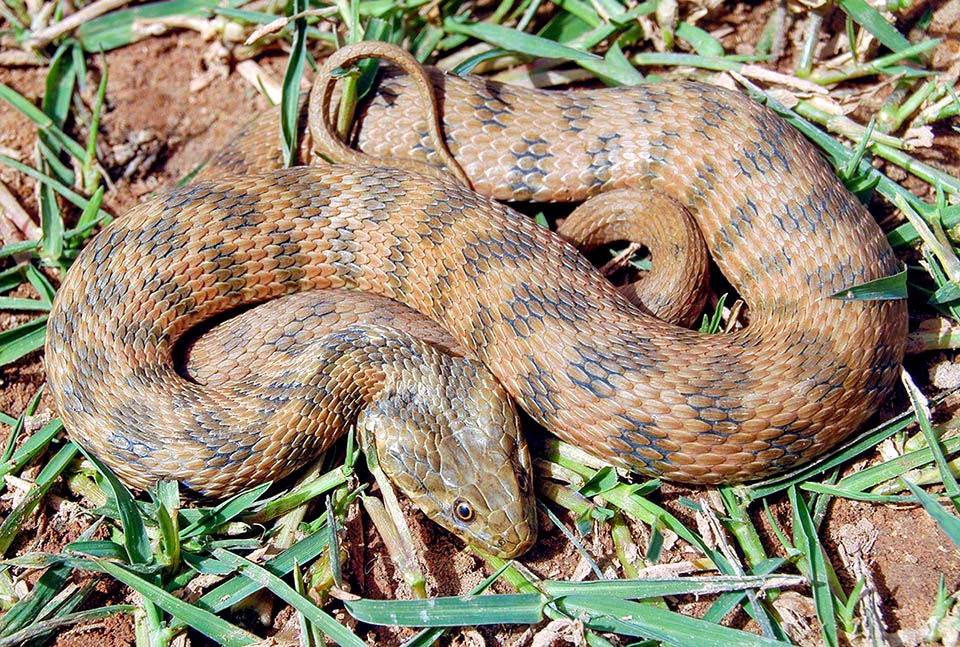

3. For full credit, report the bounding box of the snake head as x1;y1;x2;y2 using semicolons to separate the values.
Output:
360;355;537;559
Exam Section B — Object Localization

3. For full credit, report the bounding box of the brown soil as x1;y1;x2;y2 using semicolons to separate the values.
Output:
2;4;959;646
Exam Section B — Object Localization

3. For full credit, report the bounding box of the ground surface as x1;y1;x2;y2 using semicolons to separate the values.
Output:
2;2;960;646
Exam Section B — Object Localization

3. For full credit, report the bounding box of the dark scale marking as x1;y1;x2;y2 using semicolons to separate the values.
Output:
752;141;778;172
411;129;438;160
730;205;753;238
91;228;128;265
693;161;718;196
698;86;740;122
514;355;564;420
565;345;621;399
781;203;801;234
463;303;496;351
505;136;553;199
648;139;673;155
693;125;716;141
699;113;720;131
584;132;623;193
756;250;790;281
361;73;403;117
507;286;549;330
470;224;539;267
497;298;537;340
471;81;514;131
609;415;667;468
108;396;163;450
362;178;399;209
162;183;212;210
742;149;763;174
753;113;793;175
803;194;829;231
558;96;591;133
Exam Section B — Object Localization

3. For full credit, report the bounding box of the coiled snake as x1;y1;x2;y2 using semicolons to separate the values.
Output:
45;42;908;558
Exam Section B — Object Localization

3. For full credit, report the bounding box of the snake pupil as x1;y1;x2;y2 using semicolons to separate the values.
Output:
516;472;529;493
454;499;474;522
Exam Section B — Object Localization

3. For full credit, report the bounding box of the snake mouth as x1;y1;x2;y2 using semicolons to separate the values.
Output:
503;530;538;559
472;495;538;559
479;529;537;559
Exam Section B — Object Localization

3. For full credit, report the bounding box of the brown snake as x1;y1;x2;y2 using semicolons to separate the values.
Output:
45;42;907;558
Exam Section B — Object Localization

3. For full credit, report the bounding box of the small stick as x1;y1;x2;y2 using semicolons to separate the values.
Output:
25;0;132;49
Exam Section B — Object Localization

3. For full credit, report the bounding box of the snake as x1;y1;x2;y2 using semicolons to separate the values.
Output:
44;41;908;558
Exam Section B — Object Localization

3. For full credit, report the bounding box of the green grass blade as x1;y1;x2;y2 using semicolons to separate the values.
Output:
556;595;793;646
39;60;74;164
178;523;331;622
74;447;152;565
81;55;108;191
742;393;945;500
701;559;791;624
41;42;79;157
75;185;105;234
538;9;593;45
830;265;908;300
252;465;350;520
0;316;47;367
541;574;803;599
835;0;912;55
0;85;86;162
833;435;960;494
675;22;724;57
212;548;368;647
444;18;600;64
801;483;926;503
0;407;24;463
551;0;602;26
0;264;28;293
0;240;39;260
902;370;960;501
0;604;136;646
0;155;112;226
789;487;838;647
0;442;78;556
929;280;960;305
178;482;272;539
39;180;64;264
0;563;72;636
542;440;731;569
593;42;643;85
92;558;259;646
346;593;546;626
632;51;742;72
0;298;50;311
903;480;960;548
281;0;307;167
67;540;130;561
0;418;61;485
25;263;56;304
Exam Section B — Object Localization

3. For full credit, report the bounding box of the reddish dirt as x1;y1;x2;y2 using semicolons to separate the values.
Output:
2;4;960;646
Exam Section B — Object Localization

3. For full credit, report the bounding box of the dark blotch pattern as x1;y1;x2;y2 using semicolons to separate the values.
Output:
45;60;908;509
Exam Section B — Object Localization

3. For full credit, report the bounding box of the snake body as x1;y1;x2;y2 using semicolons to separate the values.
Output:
46;43;907;554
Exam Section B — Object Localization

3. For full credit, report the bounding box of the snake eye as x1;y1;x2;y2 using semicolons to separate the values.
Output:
516;472;529;494
454;498;475;522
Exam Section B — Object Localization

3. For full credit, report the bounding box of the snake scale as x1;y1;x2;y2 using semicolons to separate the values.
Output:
45;42;908;558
